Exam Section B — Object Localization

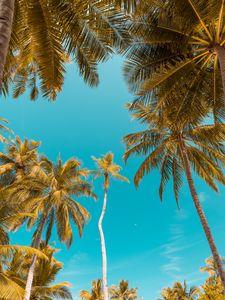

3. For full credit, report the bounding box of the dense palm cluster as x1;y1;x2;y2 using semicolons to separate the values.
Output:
0;0;224;300
0;123;129;300
0;122;97;299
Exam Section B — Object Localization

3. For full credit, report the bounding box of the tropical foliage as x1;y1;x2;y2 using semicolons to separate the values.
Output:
123;0;225;118
110;280;139;300
0;242;72;300
159;281;199;300
123;100;225;287
0;119;97;299
0;1;225;299
80;279;104;300
0;0;130;100
158;257;225;300
92;153;129;300
80;280;139;300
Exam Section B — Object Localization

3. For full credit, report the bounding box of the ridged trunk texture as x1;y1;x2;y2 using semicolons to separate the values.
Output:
178;135;225;290
23;213;49;300
215;45;225;106
0;0;15;86
98;188;109;300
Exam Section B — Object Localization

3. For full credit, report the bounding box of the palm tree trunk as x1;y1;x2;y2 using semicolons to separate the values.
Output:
23;212;49;300
178;135;225;290
215;45;225;106
98;188;109;300
0;0;15;87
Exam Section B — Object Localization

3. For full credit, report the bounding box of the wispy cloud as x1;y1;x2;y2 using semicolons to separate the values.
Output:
160;224;183;277
160;221;199;280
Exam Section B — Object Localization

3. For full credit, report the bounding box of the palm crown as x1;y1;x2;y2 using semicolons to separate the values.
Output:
0;137;40;181
160;281;199;300
124;0;225;116
201;257;225;278
124;103;225;203
80;280;103;300
10;156;95;247
92;152;129;190
110;280;139;300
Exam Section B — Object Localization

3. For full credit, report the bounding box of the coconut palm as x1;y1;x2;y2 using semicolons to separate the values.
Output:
201;257;225;278
0;190;48;300
124;102;225;289
0;242;71;300
9;156;94;300
172;281;199;300
0;137;40;182
160;287;175;300
110;280;139;300
27;243;73;300
160;281;199;300
199;257;225;300
0;244;48;300
0;0;129;100
124;0;225;111
80;280;103;300
199;277;225;300
92;153;129;300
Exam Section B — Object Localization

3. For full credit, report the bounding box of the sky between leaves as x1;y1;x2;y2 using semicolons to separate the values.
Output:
1;56;225;300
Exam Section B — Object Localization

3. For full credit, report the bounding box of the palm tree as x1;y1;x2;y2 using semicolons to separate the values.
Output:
0;245;48;300
0;242;71;300
92;153;129;300
123;103;225;289
201;256;225;279
27;242;73;300
109;280;139;300
124;0;225;109
80;280;103;300
199;257;225;299
0;137;40;181
160;281;199;300
199;277;225;300
0;185;48;300
9;156;95;300
160;287;175;300
0;0;129;100
172;281;199;300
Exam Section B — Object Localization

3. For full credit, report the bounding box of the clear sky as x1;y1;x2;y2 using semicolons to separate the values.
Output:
1;56;225;299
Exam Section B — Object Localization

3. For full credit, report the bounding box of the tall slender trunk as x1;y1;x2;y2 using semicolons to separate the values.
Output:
23;212;49;300
98;188;109;300
178;135;225;290
0;0;15;87
215;45;225;106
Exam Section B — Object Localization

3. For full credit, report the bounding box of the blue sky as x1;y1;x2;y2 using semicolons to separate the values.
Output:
1;56;225;299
